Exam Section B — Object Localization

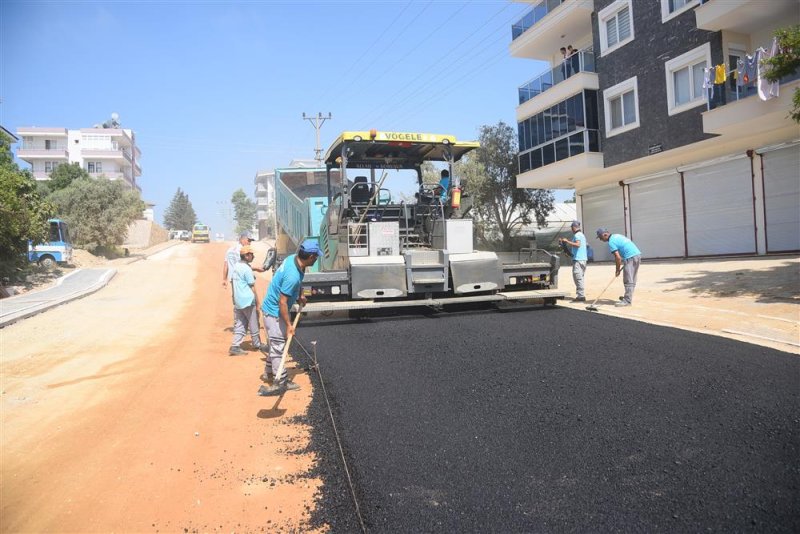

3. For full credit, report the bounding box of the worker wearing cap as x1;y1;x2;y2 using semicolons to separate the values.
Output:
559;220;587;302
259;239;320;393
229;245;263;355
596;228;641;307
223;232;253;288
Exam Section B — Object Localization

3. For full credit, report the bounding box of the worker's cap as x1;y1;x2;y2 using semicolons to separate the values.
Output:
571;220;581;229
239;231;253;241
595;227;609;238
299;239;321;255
239;245;254;255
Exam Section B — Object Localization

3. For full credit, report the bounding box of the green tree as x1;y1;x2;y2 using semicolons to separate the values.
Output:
460;121;554;250
0;131;54;278
47;162;90;193
762;25;800;122
163;188;197;231
48;177;145;251
231;189;257;235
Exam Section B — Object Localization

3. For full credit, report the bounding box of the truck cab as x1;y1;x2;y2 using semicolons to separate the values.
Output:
28;218;73;269
191;223;210;243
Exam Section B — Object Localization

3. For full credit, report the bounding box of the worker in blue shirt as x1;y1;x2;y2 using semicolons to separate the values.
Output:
434;169;450;204
559;220;587;302
259;239;320;393
596;228;641;307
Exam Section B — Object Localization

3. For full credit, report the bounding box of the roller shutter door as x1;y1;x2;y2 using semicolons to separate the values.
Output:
580;187;624;262
628;173;684;258
762;145;800;252
683;157;755;256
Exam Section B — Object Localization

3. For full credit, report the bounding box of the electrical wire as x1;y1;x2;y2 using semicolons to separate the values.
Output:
354;2;520;129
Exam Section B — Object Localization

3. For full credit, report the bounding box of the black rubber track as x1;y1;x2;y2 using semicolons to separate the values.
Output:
297;306;800;533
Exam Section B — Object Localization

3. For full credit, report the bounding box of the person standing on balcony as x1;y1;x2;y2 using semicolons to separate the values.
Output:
560;47;569;79
567;45;579;75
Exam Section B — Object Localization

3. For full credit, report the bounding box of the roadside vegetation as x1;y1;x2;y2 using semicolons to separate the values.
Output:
163;188;198;232
0;130;145;287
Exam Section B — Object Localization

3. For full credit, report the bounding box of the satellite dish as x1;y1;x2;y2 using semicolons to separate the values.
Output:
111;112;119;121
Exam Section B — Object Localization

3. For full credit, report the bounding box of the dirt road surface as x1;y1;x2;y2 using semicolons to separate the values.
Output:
2;242;798;532
1;242;321;533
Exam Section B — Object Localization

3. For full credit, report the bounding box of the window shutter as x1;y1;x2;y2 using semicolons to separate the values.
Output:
606;17;618;47
617;7;631;41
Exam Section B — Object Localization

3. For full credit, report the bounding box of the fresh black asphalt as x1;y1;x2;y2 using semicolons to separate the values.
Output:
293;305;800;533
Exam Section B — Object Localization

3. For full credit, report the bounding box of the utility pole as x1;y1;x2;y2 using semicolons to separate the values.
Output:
302;112;332;163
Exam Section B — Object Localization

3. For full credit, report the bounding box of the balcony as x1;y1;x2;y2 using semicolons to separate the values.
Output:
17;146;69;160
519;48;596;105
703;77;800;137
510;0;593;60
696;0;798;34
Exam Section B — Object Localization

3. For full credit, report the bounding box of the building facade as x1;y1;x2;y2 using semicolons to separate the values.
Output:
511;0;800;260
254;169;275;239
16;125;142;191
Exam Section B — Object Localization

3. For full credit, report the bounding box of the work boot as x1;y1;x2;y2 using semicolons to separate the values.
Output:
282;380;301;392
229;345;247;356
258;345;269;355
573;296;586;302
615;301;631;307
260;371;275;383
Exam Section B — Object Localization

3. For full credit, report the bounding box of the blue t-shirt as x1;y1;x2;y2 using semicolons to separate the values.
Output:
608;234;641;260
262;254;304;317
572;231;588;261
232;261;256;309
438;176;450;202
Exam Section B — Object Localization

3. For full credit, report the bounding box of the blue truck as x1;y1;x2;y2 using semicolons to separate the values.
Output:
28;218;73;269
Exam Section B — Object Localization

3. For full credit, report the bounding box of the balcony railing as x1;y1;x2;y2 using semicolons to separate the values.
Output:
705;69;800;111
519;48;596;105
20;143;67;151
511;0;565;41
519;129;601;174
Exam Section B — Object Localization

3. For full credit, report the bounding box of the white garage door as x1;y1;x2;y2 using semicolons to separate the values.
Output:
761;144;800;252
683;157;756;256
580;186;625;262
628;173;684;258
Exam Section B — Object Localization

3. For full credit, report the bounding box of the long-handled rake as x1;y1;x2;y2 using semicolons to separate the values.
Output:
586;272;619;312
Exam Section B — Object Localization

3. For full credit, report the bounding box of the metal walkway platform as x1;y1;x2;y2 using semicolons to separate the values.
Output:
299;288;567;313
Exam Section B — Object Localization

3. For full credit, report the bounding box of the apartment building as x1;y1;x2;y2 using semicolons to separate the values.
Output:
254;168;275;239
16;122;142;191
510;0;800;260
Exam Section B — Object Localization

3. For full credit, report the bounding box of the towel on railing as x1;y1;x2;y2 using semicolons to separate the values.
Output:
758;38;780;101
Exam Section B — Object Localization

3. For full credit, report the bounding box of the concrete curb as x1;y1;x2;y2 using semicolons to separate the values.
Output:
0;269;117;328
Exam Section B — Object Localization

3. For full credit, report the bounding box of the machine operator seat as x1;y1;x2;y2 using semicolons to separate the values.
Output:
350;176;372;205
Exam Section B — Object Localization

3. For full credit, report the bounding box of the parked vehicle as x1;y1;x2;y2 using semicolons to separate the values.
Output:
28;218;72;269
191;223;210;243
179;230;191;241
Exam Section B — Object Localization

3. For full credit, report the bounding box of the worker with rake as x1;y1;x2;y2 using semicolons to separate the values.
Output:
228;245;265;355
596;228;641;307
258;239;320;395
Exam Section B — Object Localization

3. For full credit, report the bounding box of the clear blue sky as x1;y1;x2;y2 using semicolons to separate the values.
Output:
2;0;565;238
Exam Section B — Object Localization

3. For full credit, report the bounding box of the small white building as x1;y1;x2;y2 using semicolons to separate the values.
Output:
16;116;142;192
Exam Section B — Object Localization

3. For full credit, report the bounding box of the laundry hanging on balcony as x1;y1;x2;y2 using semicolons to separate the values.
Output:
736;50;760;86
758;38;780;101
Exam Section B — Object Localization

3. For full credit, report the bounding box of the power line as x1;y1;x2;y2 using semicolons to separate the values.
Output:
360;14;517;129
353;1;518;129
316;0;415;104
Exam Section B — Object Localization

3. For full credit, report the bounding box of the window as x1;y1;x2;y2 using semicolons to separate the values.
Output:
660;0;699;23
599;0;633;56
603;76;639;137
665;43;711;115
87;161;103;173
44;161;61;173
